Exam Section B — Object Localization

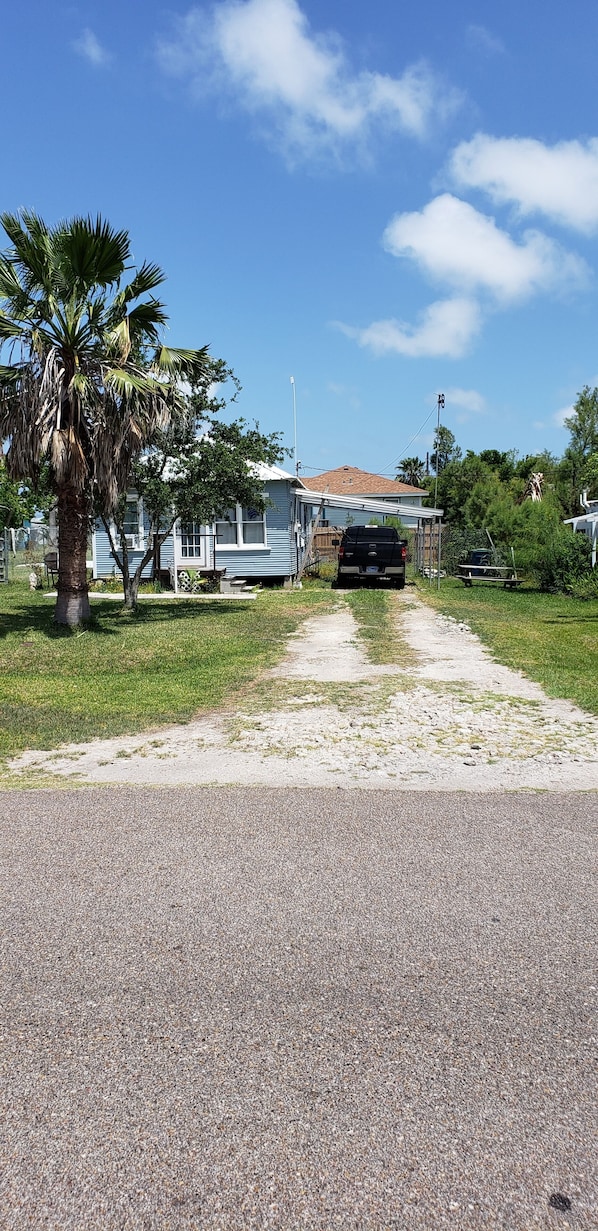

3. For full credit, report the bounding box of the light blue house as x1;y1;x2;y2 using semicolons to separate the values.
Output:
92;464;313;589
91;462;443;589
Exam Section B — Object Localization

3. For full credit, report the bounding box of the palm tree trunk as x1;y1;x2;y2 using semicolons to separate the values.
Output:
54;485;91;625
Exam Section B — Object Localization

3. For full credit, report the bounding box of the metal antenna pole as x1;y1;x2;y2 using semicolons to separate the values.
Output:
290;376;298;476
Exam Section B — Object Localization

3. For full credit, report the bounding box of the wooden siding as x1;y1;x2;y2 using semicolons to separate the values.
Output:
92;481;297;582
214;481;295;578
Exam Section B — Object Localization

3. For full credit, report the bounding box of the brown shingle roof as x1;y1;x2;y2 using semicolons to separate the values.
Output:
301;465;427;497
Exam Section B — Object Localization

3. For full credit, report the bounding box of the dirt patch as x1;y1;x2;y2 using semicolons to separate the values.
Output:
8;592;598;791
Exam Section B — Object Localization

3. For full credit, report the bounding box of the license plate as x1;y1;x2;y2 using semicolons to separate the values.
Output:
366;566;379;574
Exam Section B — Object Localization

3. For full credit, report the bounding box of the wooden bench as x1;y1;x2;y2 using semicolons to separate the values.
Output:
458;564;522;589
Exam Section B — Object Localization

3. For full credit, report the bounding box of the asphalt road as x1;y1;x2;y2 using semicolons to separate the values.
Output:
0;788;596;1230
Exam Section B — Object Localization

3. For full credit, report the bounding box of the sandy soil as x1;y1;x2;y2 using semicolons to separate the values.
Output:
9;591;598;791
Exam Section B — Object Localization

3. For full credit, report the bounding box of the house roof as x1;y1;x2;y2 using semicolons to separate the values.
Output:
252;462;297;482
301;465;427;497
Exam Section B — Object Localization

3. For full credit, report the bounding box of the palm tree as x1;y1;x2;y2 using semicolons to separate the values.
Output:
396;456;425;487
0;211;208;624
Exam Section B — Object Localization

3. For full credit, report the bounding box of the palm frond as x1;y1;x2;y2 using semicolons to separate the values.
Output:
116;262;166;304
126;300;167;343
0;211;53;296
55;216;130;292
0;312;26;341
152;345;210;379
104;368;165;398
105;318;132;363
0;255;26;301
0;363;22;388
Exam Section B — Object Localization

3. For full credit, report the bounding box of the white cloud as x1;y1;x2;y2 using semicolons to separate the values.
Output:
336;297;481;359
450;134;598;233
157;0;458;158
443;387;486;414
466;25;505;55
382;194;588;303
72;29;110;67
553;405;573;428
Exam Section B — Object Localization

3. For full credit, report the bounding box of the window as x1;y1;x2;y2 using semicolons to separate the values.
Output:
215;509;238;545
121;497;144;549
179;522;204;558
241;507;265;544
123;500;139;537
215;504;266;548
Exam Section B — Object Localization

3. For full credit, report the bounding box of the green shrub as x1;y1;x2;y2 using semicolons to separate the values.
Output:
89;576;124;592
528;530;591;592
567;569;598;600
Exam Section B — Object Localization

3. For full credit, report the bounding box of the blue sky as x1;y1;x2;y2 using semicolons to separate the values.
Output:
4;0;598;476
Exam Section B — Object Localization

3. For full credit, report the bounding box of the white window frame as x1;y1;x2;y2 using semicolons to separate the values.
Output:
177;520;208;562
120;495;146;552
214;503;268;551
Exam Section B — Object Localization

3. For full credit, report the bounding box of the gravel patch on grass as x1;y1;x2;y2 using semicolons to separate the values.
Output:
6;593;598;791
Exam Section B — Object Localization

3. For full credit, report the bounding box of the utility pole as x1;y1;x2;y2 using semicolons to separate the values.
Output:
434;393;444;511
433;394;445;590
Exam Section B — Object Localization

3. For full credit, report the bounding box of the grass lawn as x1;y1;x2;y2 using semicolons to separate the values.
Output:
0;582;337;758
344;587;414;665
417;578;598;715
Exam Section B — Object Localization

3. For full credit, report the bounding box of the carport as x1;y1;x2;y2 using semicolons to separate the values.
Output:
294;486;444;580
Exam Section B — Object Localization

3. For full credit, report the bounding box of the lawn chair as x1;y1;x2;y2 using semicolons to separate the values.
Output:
43;550;59;588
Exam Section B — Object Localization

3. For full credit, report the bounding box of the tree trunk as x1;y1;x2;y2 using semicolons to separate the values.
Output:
54;485;91;625
123;568;141;609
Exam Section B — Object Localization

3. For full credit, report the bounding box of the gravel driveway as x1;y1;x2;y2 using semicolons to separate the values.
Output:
0;787;596;1230
9;591;598;791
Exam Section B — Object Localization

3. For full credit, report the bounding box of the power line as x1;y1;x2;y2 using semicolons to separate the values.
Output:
378;404;438;476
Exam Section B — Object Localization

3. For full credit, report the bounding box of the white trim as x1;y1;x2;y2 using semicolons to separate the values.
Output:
215;545;271;553
214;503;268;549
294;488;443;519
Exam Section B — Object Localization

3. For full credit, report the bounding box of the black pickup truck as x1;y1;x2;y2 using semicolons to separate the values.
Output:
333;525;407;588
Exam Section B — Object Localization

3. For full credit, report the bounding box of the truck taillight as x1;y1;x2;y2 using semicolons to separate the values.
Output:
401;546;407;560
338;546;345;559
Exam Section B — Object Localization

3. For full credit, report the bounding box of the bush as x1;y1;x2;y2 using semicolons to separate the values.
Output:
567;569;598;600
528;530;592;592
89;576;124;592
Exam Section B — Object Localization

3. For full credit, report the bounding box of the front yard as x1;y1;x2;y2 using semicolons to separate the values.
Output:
417;577;598;715
1;576;597;776
0;583;337;758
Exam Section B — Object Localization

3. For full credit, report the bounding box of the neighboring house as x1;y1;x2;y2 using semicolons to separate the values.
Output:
564;491;598;567
92;464;312;588
300;465;428;528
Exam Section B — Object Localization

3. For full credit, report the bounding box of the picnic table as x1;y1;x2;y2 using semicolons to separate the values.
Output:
457;563;521;588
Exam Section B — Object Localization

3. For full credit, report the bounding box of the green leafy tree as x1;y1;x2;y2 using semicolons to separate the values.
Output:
431;451;493;525
479;449;517;482
582;451;598;499
430;425;461;474
0;456;36;529
396;456;425;487
564;386;598;456
559;386;598;513
0;211;208;624
103;366;284;608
